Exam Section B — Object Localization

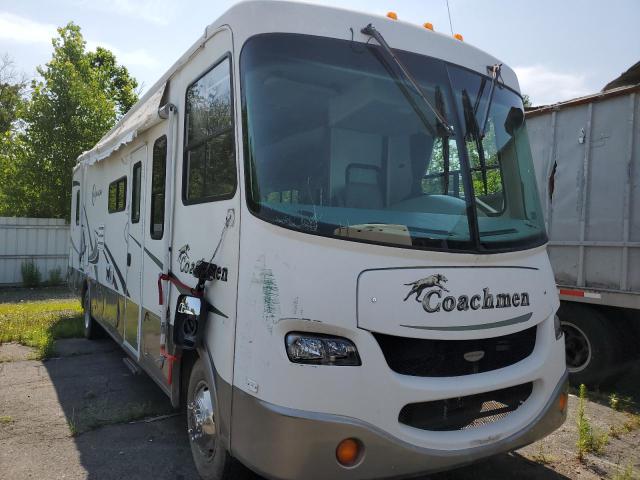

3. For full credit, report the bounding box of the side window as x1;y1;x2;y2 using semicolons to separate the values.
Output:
183;56;235;204
75;189;80;225
150;136;167;239
131;162;142;223
108;177;127;213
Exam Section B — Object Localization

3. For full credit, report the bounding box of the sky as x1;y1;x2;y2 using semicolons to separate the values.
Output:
1;0;639;106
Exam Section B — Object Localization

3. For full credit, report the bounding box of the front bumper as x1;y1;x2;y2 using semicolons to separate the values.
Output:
230;370;568;480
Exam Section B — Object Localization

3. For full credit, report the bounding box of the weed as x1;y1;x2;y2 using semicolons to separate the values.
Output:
0;299;83;359
47;267;64;286
623;413;640;432
577;384;609;461
531;441;555;465
0;415;13;424
610;393;620;411
21;260;42;287
611;462;636;480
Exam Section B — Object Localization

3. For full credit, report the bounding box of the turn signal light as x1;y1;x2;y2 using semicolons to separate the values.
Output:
386;11;397;20
423;22;434;30
559;392;568;412
454;33;464;41
336;438;363;467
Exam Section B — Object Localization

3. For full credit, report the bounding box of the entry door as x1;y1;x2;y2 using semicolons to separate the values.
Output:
124;145;147;354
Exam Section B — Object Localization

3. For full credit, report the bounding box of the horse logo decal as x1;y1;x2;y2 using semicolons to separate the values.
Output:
403;274;449;302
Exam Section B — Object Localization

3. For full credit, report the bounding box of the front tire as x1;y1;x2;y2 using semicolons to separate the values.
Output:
187;358;233;480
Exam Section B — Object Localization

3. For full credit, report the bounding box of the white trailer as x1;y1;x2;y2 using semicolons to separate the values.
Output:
68;2;567;478
527;83;640;387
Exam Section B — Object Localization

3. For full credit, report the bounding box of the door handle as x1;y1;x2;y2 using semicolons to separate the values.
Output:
127;253;131;266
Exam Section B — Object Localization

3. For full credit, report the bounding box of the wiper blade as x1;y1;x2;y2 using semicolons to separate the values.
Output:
479;63;502;137
361;23;455;136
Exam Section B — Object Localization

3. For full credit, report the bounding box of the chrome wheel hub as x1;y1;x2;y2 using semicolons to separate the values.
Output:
187;382;216;457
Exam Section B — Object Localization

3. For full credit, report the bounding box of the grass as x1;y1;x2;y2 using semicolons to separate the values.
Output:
577;384;609;461
611;463;636;480
0;299;83;359
0;415;13;424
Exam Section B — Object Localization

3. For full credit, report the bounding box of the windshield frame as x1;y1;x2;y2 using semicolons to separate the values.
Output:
239;32;547;255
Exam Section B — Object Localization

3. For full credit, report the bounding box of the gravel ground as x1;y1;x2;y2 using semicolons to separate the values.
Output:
0;336;638;480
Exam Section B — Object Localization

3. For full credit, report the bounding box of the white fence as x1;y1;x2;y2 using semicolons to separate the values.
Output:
0;217;70;286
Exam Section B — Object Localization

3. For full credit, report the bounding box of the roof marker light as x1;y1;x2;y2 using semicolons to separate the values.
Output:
423;22;434;30
454;33;464;41
386;11;397;20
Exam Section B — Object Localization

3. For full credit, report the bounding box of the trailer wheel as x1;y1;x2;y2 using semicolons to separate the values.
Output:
187;358;233;480
83;288;101;340
559;303;617;387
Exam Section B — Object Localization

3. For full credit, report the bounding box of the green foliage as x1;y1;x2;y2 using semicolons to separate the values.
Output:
612;463;636;480
610;392;621;411
0;298;83;358
577;384;609;461
21;260;42;287
522;94;532;108
47;267;64;286
0;55;26;134
0;23;138;219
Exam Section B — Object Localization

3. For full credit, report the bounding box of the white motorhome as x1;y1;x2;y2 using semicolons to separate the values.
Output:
69;2;568;478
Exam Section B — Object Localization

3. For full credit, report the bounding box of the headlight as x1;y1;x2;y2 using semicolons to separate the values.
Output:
554;314;563;340
285;332;361;366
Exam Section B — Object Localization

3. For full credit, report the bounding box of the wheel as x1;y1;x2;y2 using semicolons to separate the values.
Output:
83;288;102;339
187;358;233;480
559;303;619;387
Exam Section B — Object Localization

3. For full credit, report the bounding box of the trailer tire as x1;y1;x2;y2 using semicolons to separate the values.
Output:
83;288;102;340
559;303;617;387
187;358;234;480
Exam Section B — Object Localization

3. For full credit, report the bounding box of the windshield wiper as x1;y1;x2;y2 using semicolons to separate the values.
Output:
361;23;455;136
479;63;502;137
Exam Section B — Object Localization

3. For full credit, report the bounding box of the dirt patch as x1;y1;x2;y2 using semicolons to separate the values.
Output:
0;342;35;362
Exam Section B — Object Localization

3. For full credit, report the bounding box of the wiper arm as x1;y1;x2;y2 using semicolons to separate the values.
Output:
361;23;455;136
479;63;502;137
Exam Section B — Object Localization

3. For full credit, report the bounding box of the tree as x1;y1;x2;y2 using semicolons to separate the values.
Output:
522;94;532;108
0;23;138;219
0;54;27;134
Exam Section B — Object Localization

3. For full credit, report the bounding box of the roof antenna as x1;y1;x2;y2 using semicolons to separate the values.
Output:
446;0;454;35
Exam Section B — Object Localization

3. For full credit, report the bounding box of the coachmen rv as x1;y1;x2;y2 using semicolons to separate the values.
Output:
68;2;568;478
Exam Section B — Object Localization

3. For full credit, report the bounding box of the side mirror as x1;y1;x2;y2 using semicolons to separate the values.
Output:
174;295;207;350
504;106;524;135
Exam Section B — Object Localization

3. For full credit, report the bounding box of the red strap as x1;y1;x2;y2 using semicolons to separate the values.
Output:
157;271;203;305
160;345;180;385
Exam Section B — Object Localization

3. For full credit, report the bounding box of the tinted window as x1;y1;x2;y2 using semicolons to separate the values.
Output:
150;136;167;239
75;189;80;225
132;162;141;223
108;177;127;213
183;57;235;204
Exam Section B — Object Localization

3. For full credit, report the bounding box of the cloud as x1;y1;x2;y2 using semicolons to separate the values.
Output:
514;65;593;106
0;12;57;46
72;0;176;26
86;40;160;69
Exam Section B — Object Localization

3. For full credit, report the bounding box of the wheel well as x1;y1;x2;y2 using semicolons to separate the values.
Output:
81;280;88;302
180;349;199;407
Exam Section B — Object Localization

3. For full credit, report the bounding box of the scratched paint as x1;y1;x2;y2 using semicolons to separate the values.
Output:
262;267;280;332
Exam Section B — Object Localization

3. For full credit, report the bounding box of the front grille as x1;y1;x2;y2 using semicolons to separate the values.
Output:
373;326;537;377
399;382;533;431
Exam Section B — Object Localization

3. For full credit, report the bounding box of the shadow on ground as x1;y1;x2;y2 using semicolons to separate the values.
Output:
0;336;578;480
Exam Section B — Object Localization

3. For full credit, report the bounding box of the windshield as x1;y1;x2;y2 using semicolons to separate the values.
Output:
241;33;546;252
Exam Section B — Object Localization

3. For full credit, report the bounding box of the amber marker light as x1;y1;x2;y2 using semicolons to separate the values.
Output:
336;438;363;467
386;11;398;20
454;33;464;41
559;391;569;412
423;22;434;30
